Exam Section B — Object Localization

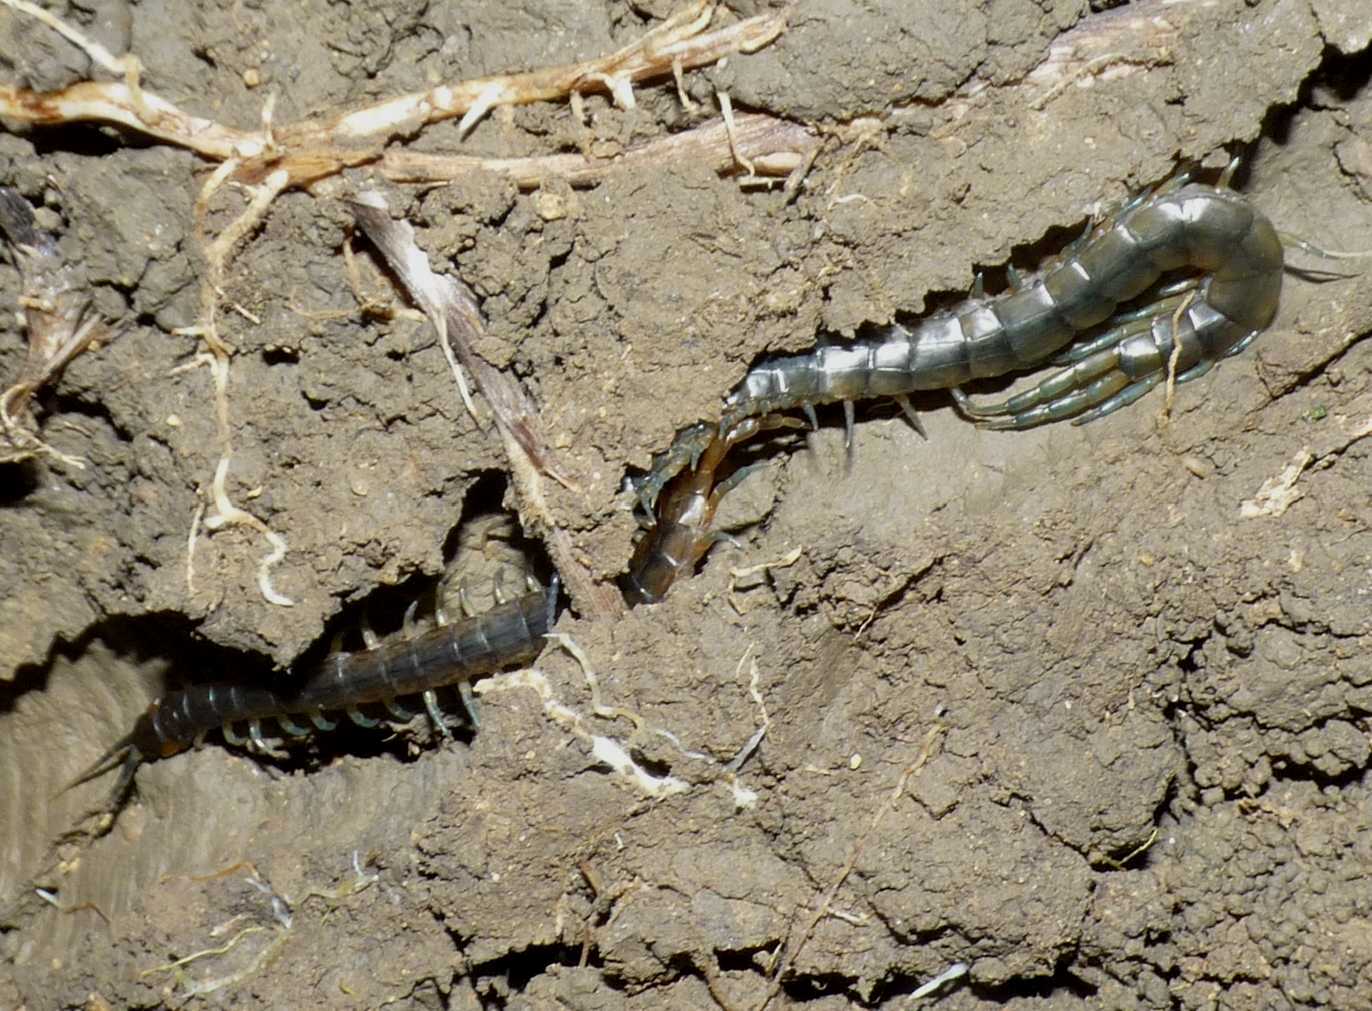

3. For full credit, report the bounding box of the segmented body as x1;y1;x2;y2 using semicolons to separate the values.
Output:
624;415;801;604
85;580;557;801
720;180;1282;431
627;171;1289;602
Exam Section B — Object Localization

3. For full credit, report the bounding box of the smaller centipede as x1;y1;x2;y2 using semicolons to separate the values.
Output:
72;576;559;810
623;415;801;605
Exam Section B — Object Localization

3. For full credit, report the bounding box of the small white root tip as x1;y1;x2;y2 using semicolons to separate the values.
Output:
911;961;969;1000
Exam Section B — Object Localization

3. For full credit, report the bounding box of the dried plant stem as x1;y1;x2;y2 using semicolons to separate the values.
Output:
0;0;790;189
382;111;819;188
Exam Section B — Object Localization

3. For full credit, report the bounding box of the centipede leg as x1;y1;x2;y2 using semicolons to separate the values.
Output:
347;706;380;728
1066;373;1162;427
1221;329;1261;359
1053;283;1197;366
892;395;928;438
955;274;1227;429
277;714;312;737
385;698;417;721
634;421;717;514
492;570;512;605
309;711;337;732
1218;156;1240;189
361;609;380;650
459;683;482;728
247;718;287;758
424;688;459;739
955;341;1130;421
107;748;143;810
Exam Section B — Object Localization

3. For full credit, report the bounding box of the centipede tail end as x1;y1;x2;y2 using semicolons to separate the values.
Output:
58;734;150;826
59;735;136;797
59;703;183;819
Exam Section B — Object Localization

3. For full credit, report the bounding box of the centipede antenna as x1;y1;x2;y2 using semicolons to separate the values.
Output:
892;395;928;439
1291;237;1372;259
1277;232;1372;270
63;744;146;817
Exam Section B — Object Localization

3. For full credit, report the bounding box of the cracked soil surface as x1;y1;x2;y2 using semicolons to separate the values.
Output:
3;1;1372;1008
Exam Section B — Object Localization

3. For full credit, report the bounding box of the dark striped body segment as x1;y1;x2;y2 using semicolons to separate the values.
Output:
720;184;1283;427
128;579;557;761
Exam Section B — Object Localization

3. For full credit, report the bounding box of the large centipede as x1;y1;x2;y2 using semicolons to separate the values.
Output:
627;162;1329;600
722;164;1281;436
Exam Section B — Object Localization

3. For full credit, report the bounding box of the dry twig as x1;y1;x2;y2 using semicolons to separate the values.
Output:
0;0;790;189
0;187;112;467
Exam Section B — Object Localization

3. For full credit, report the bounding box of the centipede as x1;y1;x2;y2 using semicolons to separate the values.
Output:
77;162;1339;813
720;161;1281;437
623;415;803;605
73;576;558;809
627;160;1349;599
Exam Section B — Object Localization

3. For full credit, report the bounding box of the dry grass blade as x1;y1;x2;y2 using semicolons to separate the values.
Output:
347;193;623;619
347;191;572;488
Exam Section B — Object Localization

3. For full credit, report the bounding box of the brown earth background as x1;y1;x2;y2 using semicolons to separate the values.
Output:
2;1;1372;1008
